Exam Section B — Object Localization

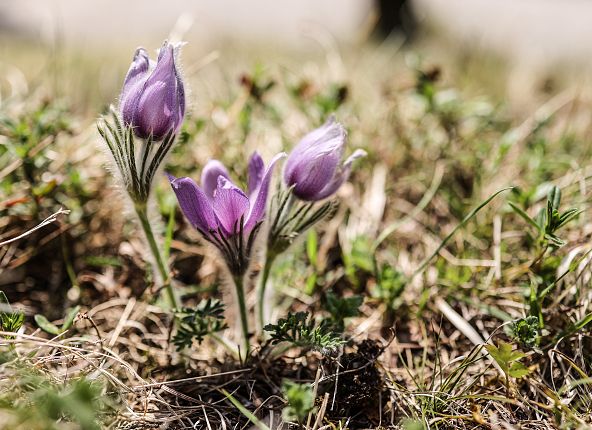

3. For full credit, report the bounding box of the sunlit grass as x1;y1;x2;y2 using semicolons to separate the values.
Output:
1;33;592;428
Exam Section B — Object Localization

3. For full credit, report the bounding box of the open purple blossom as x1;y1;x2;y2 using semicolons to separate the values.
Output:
168;152;285;275
120;41;185;141
284;116;366;201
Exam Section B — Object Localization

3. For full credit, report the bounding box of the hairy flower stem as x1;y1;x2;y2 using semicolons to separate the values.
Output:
134;203;178;309
233;274;250;355
257;252;276;332
257;193;295;331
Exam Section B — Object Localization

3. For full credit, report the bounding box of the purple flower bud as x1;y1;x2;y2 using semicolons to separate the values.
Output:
168;152;285;252
284;116;366;201
120;41;185;141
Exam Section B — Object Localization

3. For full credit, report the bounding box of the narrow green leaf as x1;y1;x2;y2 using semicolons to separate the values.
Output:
535;208;546;230
508;201;541;231
0;291;10;307
304;273;317;296
573;312;592;331
411;187;513;279
34;314;62;335
556;208;583;229
548;186;561;212
306;230;318;266
62;306;81;331
221;389;271;430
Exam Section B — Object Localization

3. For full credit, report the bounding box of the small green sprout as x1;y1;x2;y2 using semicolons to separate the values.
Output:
35;306;80;336
509;185;581;249
507;316;540;348
264;312;345;353
281;380;315;425
323;291;363;333
373;264;407;311
486;341;532;395
172;298;228;350
0;291;25;337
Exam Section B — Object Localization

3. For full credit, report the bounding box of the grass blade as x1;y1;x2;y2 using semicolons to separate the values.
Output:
220;389;271;430
411;187;513;280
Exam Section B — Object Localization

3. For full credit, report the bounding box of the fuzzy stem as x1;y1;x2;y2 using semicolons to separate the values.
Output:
257;251;276;332
134;204;178;309
257;192;295;333
233;274;250;355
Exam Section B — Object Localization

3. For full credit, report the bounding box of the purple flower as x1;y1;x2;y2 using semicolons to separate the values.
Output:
168;152;285;273
120;41;185;141
284;116;366;201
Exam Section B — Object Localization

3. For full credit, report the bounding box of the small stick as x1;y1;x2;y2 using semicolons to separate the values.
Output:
312;393;329;430
0;208;69;247
306;368;322;429
108;297;136;348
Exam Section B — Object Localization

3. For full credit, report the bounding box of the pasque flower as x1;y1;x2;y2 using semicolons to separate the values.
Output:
98;41;187;203
97;40;188;309
284;116;366;201
120;41;185;141
257;116;365;329
168;152;285;275
169;152;285;352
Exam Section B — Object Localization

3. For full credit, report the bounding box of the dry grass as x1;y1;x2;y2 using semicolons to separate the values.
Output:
1;31;592;429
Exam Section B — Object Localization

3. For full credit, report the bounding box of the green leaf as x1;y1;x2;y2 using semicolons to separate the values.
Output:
0;291;25;335
486;341;529;378
535;208;546;230
304;273;317;296
556;208;583;230
282;381;315;423
402;419;426;430
34;315;62;335
548;186;561;212
508;201;541;230
507;316;540;347
573;312;592;331
544;233;565;248
221;389;270;430
172;299;228;350
306;230;318;267
324;291;363;332
62;306;80;331
509;362;531;378
264;312;345;352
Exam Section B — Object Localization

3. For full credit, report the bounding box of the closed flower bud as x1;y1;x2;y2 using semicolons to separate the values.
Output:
284;116;366;201
120;41;185;141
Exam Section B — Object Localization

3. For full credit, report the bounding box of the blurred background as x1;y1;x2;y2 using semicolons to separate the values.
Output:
3;0;592;60
1;0;592;113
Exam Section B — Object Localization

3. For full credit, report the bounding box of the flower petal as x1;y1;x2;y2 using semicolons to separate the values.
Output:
314;149;367;200
283;116;345;182
201;160;230;199
167;174;217;235
213;176;250;235
245;152;286;233
247;151;265;197
120;48;151;126
283;117;347;200
122;48;150;95
133;42;182;140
